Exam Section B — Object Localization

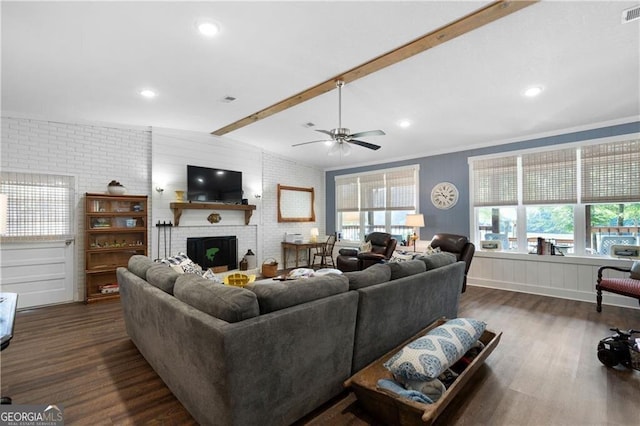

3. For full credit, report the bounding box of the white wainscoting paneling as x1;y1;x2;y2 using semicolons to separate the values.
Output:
468;251;638;309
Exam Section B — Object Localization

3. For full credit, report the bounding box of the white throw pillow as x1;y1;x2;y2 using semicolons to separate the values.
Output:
360;241;372;252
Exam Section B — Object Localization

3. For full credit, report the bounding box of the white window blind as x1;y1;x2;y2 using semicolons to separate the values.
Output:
385;168;416;210
0;171;76;240
581;139;640;203
359;172;386;212
335;166;417;212
522;148;577;204
472;156;517;206
335;175;359;212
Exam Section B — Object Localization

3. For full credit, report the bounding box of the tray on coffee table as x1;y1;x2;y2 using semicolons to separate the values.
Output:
344;318;501;425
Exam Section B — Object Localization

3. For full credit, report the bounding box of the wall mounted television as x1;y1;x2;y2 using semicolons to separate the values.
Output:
187;165;243;203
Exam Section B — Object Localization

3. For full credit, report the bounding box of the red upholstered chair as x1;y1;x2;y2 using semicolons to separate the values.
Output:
596;266;640;312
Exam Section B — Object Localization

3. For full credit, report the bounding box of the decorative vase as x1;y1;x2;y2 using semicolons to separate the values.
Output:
175;190;185;202
107;185;126;195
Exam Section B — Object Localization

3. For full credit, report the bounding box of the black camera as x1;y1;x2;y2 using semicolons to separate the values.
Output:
597;328;639;370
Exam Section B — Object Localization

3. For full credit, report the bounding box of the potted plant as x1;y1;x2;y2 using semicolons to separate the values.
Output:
107;180;126;195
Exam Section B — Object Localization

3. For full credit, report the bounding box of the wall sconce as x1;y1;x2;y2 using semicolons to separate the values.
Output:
155;187;164;193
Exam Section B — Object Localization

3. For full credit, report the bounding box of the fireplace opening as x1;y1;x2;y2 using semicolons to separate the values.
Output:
187;236;238;271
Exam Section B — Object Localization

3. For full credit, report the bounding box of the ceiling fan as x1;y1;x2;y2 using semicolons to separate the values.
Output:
292;81;385;156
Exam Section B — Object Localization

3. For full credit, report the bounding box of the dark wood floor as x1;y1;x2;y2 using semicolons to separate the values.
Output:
2;286;639;425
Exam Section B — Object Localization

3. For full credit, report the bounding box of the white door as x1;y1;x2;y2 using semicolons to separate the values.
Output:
0;240;75;309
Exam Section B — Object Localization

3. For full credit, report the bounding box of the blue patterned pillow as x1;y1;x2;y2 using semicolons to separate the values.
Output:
383;318;486;381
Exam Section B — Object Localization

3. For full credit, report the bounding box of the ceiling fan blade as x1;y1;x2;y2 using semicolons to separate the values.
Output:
348;139;381;151
315;129;334;137
349;130;386;139
292;139;331;147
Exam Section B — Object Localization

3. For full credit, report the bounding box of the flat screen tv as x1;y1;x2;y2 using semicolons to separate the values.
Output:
187;165;243;203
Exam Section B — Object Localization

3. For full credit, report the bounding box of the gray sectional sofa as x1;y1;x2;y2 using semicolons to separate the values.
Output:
117;253;465;426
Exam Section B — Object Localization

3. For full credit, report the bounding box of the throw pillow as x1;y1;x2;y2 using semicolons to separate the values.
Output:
388;252;415;263
630;261;640;280
383;318;486;381
421;245;441;256
159;252;191;266
170;259;203;275
360;241;372;252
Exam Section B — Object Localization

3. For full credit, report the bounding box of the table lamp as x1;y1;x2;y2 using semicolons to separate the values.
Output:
405;214;425;252
310;227;319;242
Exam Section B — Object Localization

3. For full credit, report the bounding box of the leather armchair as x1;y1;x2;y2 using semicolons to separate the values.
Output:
430;233;475;292
357;232;398;270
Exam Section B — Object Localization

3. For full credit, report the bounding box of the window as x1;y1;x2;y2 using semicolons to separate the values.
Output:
469;136;640;256
0;171;76;240
587;203;640;255
335;165;418;242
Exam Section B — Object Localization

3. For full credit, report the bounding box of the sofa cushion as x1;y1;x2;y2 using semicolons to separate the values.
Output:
383;318;486;381
146;264;181;295
174;274;259;323
247;274;348;314
344;263;391;290
388;259;427;281
416;252;457;271
128;255;155;279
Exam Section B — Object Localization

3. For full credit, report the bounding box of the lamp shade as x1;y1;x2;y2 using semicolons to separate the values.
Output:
310;227;319;242
0;193;7;235
405;213;425;228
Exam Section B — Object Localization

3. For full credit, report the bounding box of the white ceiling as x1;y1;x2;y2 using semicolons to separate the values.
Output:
2;1;639;170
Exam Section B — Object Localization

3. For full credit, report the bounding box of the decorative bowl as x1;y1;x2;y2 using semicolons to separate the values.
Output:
108;185;126;195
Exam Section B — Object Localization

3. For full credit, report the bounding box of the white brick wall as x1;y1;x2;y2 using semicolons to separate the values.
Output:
151;128;326;269
261;152;326;267
1;116;152;301
1;116;326;304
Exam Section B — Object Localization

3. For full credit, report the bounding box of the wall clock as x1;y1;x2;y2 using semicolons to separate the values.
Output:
431;182;459;210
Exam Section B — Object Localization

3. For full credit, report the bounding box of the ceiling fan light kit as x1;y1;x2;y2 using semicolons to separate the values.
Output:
293;80;385;156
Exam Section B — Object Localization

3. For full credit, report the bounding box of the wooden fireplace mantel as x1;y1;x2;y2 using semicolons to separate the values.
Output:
169;202;256;226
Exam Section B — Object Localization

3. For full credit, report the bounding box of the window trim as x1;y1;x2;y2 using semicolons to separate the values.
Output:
468;133;640;256
334;164;420;241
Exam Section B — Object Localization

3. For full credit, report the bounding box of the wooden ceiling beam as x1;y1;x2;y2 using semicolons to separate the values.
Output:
211;0;538;136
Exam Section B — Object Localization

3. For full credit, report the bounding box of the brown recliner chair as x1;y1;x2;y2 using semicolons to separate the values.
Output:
430;233;475;292
358;232;397;270
336;232;398;272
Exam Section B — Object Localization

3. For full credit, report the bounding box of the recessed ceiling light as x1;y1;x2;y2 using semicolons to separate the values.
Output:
523;86;543;97
196;19;220;38
398;119;411;128
139;89;157;99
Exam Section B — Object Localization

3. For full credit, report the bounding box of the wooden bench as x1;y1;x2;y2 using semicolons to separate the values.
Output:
596;266;640;312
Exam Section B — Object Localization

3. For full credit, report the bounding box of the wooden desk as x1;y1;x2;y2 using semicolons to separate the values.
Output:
281;241;323;269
